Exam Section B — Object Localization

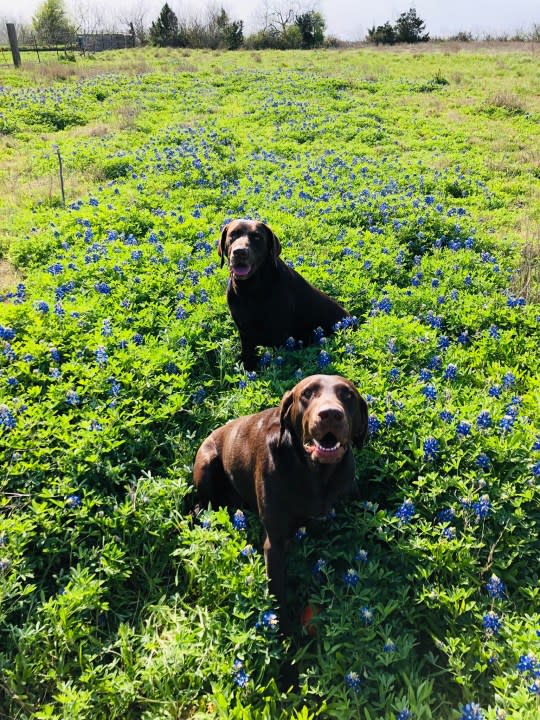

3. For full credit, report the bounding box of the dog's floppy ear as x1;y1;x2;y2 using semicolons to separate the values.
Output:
278;389;294;445
217;224;229;268
264;224;281;267
352;392;369;449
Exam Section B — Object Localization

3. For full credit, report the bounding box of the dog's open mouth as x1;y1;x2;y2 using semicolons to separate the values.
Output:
231;263;252;279
304;432;346;463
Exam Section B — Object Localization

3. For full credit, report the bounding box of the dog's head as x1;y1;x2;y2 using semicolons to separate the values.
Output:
279;374;368;464
218;219;281;280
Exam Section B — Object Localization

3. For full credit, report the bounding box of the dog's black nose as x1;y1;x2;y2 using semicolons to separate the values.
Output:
232;246;249;258
318;407;344;422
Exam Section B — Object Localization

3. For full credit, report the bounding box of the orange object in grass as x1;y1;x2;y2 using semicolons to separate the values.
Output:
300;604;320;635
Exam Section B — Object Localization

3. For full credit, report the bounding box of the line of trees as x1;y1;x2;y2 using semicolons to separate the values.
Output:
367;8;429;45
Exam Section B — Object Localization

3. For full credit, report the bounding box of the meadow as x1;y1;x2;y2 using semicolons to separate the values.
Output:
0;45;539;719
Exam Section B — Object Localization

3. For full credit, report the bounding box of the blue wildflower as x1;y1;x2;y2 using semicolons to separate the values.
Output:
232;509;247;530
383;641;397;653
395;499;415;523
442;526;456;540
389;367;400;381
355;549;368;563
476;453;491;469
261;610;279;631
343;569;360;587
459;703;483;720
232;659;250;687
421;384;437;401
0;404;16;430
485;574;506;599
35;301;49;313
66;390;80;406
476;411;492;429
396;711;412;720
423;436;440;460
94;282;111;295
368;414;380;434
531;462;540;477
359;606;374;625
482;611;502;635
516;654;536;673
488;385;501;398
473;495;491;519
502;372;516;388
344;671;361;692
499;414;515;432
66;494;82;509
456;421;471;437
240;544;255;557
418;368;432;382
95;346;108;367
443;363;457;380
437;508;455;523
318;350;331;368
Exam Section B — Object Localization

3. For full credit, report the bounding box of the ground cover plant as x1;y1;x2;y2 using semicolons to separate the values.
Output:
0;46;539;719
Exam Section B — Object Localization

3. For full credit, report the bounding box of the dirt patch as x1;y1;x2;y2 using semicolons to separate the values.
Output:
0;260;21;292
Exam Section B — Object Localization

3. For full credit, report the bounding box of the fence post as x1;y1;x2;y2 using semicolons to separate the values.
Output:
6;23;22;68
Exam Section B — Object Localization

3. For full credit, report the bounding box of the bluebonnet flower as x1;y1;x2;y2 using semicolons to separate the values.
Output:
359;606;374;625
473;495;491;520
395;499;415;523
95;346;108;367
6;377;18;388
476;453;491;469
428;354;442;370
438;335;450;350
476;411;492;429
482;611;502;635
488;385;501;398
531;462;540;477
50;347;61;362
0;405;16;430
396;711;412;720
442;526;456;540
388;368;400;381
423;436;440;460
383;640;397;653
488;325;500;340
343;569;360;587
66;494;82;508
35;301;49;313
232;658;250;687
502;372;516;388
312;558;327;580
131;250;143;261
259;351;272;367
533;436;540;451
295;526;307;540
485;574;506;599
368;414;380;434
421;384;437;401
437;508;455;523
516;654;536;673
318;350;331;368
0;325;15;341
260;610;279;631
344;671;361;692
49;368;62;379
232;509;247;530
384;411;396;426
457;330;470;345
240;544;255;557
499;414;515;432
132;333;144;345
418;368;432;382
459;703;483;720
89;419;103;432
456;421;471;437
47;262;63;275
355;549;368;563
108;377;121;397
285;336;296;350
443;363;458;380
378;296;392;314
94;282;111;295
66;390;81;406
101;319;113;336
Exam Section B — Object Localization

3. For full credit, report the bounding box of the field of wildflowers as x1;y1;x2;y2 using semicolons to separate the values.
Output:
0;47;539;719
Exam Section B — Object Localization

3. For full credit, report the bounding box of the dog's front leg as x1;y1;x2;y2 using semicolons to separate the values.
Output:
240;335;258;371
263;533;291;635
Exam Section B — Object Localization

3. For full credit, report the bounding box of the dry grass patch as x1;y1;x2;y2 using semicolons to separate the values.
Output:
0;260;21;292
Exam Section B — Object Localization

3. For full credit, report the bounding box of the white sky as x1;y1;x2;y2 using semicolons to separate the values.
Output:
2;0;539;41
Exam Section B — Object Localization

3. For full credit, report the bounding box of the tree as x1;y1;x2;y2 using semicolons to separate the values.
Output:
295;10;325;48
32;0;75;45
149;3;179;47
394;8;429;43
367;22;396;45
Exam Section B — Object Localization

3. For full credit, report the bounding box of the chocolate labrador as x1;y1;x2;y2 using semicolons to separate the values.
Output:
218;219;350;370
193;374;368;633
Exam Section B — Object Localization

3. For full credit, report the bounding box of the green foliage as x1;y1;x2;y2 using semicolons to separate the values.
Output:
0;48;539;720
295;12;326;49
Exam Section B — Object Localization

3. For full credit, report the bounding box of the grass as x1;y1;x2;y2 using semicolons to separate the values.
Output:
0;45;539;720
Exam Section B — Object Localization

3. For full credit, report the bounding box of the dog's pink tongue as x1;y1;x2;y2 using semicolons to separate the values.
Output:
233;265;251;277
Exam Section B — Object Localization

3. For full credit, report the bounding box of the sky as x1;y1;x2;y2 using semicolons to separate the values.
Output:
3;0;539;41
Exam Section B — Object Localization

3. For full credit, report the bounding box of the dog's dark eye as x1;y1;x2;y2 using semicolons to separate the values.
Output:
301;388;314;400
249;232;260;240
339;387;355;402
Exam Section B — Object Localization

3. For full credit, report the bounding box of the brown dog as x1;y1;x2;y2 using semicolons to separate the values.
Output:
218;219;351;370
193;374;368;633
